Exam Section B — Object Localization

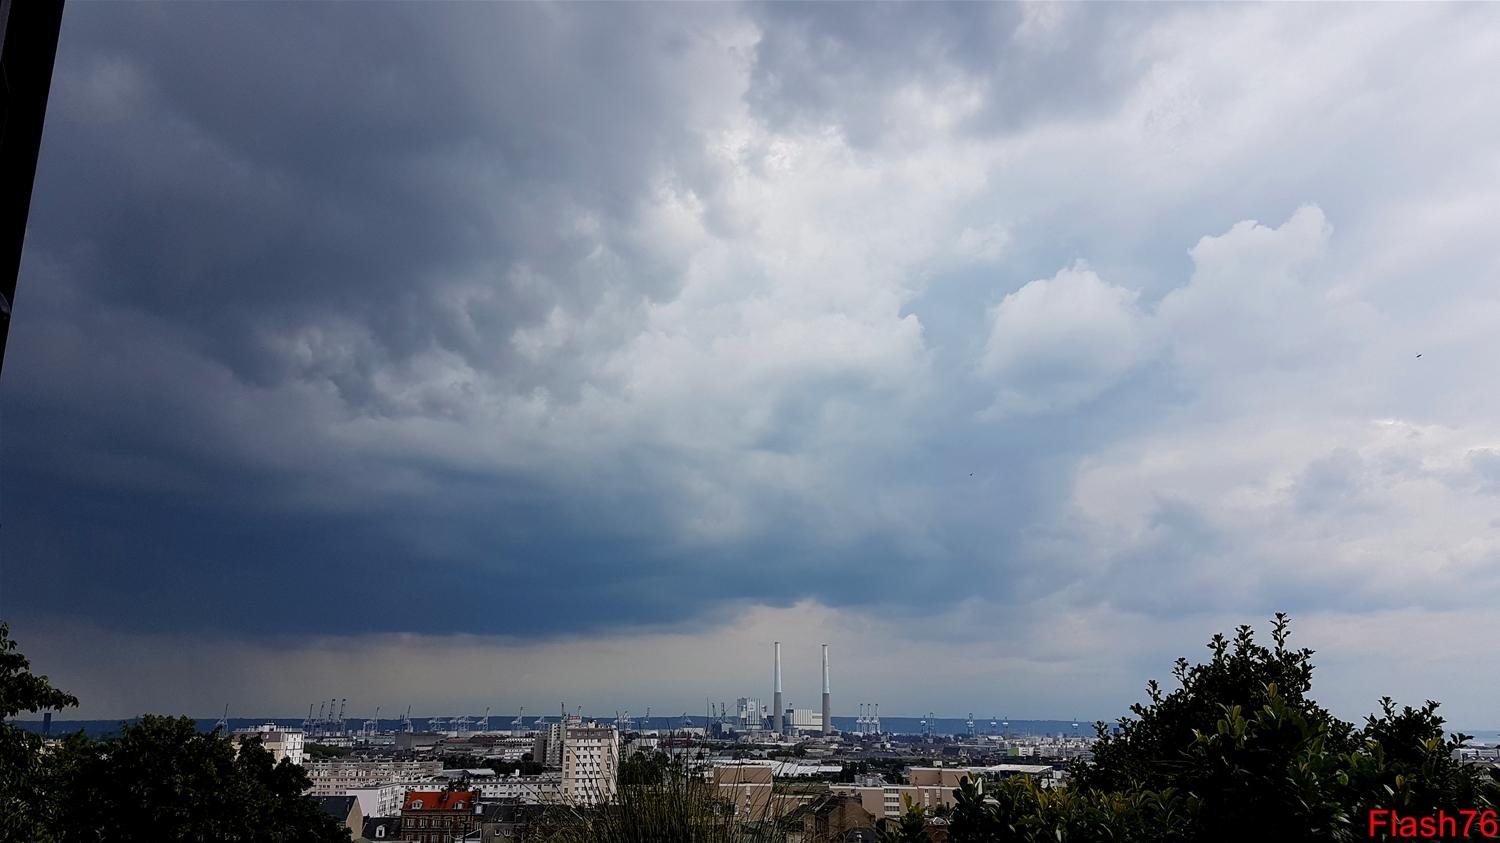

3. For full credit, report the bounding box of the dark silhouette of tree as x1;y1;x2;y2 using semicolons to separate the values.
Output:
0;621;78;842
0;623;348;842
618;749;673;786
47;715;350;842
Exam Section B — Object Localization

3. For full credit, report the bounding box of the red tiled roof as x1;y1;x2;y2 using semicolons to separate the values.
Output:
402;790;476;812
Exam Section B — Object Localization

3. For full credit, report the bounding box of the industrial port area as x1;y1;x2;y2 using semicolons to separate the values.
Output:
182;642;1097;839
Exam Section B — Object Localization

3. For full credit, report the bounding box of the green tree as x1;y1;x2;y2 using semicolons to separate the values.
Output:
950;774;1192;843
48;714;350;842
950;615;1498;842
877;797;933;843
618;749;672;786
0;621;79;842
0;623;350;841
304;742;351;760
1072;613;1341;794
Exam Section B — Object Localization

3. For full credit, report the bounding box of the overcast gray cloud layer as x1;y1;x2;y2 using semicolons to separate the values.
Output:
6;2;1500;722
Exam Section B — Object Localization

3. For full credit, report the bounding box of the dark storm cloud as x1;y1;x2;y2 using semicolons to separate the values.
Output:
7;0;1500;694
4;1;749;630
29;2;724;402
4;0;1097;638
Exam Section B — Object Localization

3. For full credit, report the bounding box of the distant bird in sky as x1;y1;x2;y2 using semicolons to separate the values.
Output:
1416;353;1422;358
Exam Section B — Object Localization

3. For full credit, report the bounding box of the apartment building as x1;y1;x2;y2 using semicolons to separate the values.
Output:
229;723;305;766
561;725;620;806
712;762;775;818
474;772;563;803
305;759;444;797
345;783;406;819
400;789;478;843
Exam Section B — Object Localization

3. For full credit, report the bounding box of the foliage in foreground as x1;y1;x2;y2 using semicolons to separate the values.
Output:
0;622;349;843
877;796;933;843
0;621;78;842
934;614;1500;842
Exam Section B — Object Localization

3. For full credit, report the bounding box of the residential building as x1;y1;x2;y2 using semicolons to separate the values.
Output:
533;714;587;767
784;793;876;843
306;759;444;797
401;789;478;843
315;795;363;839
229;722;304;766
361;817;400;841
346;783;406;820
712;762;775;818
474;772;562;803
561;724;619;805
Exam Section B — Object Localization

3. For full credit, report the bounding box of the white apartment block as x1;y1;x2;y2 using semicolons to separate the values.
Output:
346;783;406;819
561;725;620;806
306;759;444;798
230;723;305;766
474;773;563;803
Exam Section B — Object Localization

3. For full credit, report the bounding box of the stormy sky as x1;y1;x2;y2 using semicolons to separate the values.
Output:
6;2;1500;725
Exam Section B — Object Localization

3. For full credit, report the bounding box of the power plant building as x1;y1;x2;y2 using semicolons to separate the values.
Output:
769;642;836;736
788;708;823;731
736;697;765;730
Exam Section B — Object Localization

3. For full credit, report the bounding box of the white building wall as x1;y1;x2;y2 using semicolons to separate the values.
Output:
475;775;563;803
231;724;305;766
561;726;619;806
789;708;823;730
347;783;405;819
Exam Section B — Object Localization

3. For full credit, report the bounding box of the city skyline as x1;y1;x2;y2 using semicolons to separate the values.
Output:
6;2;1500;727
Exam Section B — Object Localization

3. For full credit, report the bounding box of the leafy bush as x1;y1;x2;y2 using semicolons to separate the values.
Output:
948;615;1499;842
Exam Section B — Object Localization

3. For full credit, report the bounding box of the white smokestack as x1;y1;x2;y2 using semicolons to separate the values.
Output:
773;641;784;735
821;643;832;735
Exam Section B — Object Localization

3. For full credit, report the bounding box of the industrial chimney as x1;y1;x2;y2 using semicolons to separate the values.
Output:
821;643;832;735
773;641;783;735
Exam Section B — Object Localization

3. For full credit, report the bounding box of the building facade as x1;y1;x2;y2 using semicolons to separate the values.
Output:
346;783;406;820
400;789;478;843
786;793;876;843
229;723;305;766
788;708;823;731
561;725;620;805
475;773;563;803
712;762;775;818
306;759;444;797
